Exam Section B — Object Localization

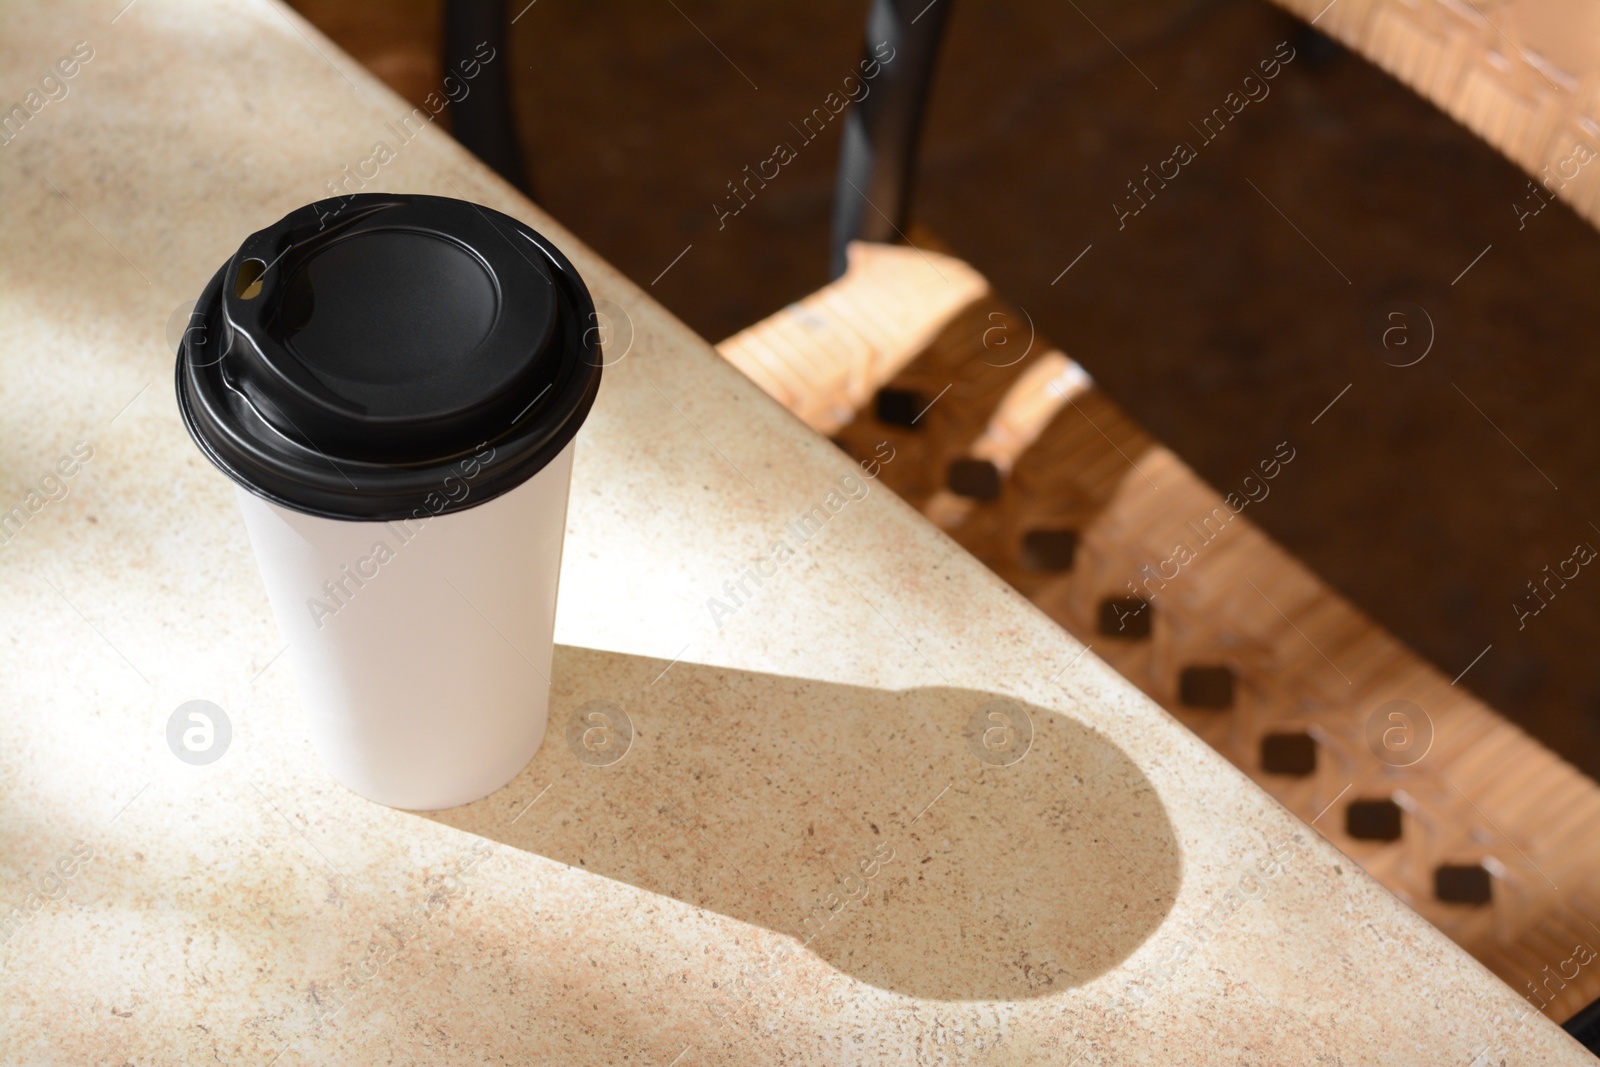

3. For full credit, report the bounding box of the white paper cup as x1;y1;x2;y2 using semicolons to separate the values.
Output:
177;195;603;809
235;440;573;809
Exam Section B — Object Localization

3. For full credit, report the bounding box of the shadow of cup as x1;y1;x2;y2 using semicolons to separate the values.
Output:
426;646;1179;1002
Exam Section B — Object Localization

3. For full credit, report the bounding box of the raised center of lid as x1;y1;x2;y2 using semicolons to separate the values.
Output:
274;229;523;416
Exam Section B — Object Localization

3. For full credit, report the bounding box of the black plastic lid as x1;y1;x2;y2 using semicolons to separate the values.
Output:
175;194;603;521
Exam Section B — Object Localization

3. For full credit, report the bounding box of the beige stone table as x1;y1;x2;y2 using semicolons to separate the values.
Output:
0;2;1587;1063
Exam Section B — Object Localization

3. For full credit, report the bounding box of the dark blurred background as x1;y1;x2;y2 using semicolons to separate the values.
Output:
291;0;1600;780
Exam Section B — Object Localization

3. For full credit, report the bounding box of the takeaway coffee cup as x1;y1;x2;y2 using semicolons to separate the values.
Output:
176;194;603;809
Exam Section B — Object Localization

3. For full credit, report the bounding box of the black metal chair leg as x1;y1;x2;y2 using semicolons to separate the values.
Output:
1563;993;1600;1055
443;0;533;198
829;0;951;279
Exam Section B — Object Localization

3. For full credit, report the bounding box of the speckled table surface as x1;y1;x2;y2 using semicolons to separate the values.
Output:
0;1;1586;1063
